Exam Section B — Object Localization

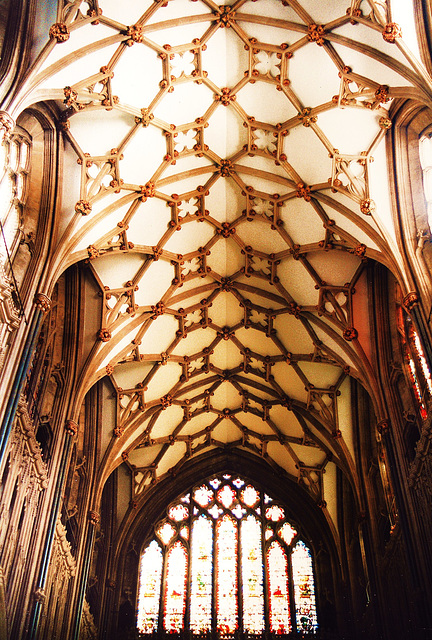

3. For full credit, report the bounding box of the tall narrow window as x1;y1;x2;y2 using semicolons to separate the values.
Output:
137;474;318;635
396;301;432;421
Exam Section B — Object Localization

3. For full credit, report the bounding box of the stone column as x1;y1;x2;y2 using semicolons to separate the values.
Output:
70;510;100;640
26;419;77;640
0;293;50;464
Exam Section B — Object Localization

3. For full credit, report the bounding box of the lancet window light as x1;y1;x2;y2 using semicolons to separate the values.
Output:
137;474;318;635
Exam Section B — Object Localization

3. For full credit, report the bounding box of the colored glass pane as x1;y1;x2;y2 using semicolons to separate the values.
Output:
279;523;297;546
137;541;163;633
157;522;176;545
265;525;273;540
208;504;223;519
216;515;238;633
164;541;188;632
267;541;291;633
241;485;260;507
407;354;427;419
412;330;432;395
138;475;318;634
231;504;246;519
292;541;318;633
190;516;213;632
217;484;236;508
194;485;213;507
241;516;265;632
168;504;189;521
266;505;285;521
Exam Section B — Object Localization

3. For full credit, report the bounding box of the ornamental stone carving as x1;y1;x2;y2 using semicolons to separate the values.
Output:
89;510;100;525
75;200;92;216
49;23;70;43
382;22;402;43
97;328;112;342
343;327;358;341
65;419;78;436
0;112;15;139
34;292;52;313
360;198;375;215
0;262;20;371
403;291;419;311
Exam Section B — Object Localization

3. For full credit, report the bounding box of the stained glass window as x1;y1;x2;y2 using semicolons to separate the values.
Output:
396;301;432;421
292;541;318;633
164;541;188;632
137;541;163;633
137;475;318;635
190;516;213;632
216;514;238;633
267;542;291;633
241;516;264;633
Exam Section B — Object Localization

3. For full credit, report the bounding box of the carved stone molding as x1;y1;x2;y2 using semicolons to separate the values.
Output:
80;598;98;639
408;413;432;488
53;519;76;578
0;262;21;372
14;397;48;490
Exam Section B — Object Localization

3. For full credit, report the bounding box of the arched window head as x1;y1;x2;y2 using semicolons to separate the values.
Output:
137;474;318;635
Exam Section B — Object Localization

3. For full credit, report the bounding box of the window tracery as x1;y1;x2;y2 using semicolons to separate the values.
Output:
0;130;30;269
137;475;318;635
419;133;432;230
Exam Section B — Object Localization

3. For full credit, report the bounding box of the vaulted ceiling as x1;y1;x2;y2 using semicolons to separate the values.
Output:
11;0;431;528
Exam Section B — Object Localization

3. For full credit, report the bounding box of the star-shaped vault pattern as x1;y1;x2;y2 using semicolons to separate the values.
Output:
15;0;429;516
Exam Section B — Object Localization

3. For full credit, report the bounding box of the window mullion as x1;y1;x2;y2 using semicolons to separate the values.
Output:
211;510;217;636
158;542;168;631
185;516;192;631
260;491;270;634
287;538;296;632
237;503;243;634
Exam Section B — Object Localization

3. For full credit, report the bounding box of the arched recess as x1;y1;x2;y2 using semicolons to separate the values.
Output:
368;260;432;634
103;449;355;639
0;100;59;421
388;98;432;320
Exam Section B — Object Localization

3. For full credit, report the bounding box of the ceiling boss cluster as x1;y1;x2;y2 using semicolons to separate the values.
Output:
27;0;422;513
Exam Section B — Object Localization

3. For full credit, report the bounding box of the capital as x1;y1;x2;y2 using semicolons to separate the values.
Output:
89;510;100;525
403;291;419;311
65;419;78;437
34;293;51;313
377;419;391;435
34;587;46;603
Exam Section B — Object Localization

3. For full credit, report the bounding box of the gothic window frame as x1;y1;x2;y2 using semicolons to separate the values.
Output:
396;296;432;423
0;126;31;269
137;474;318;636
